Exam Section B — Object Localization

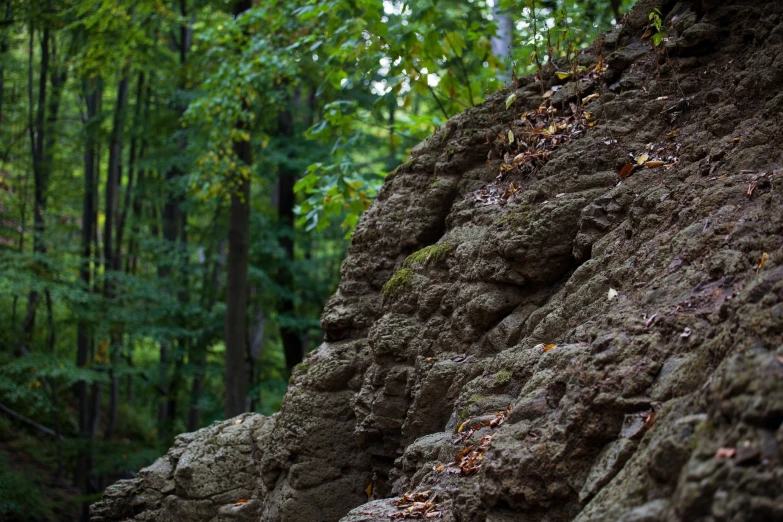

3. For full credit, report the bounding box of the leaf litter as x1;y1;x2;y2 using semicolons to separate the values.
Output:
474;97;596;206
428;405;513;478
389;491;441;519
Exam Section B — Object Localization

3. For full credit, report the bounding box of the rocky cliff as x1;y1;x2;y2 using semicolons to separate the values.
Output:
92;0;783;520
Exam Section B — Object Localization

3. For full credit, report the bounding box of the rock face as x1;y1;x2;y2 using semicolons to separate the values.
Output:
92;1;783;521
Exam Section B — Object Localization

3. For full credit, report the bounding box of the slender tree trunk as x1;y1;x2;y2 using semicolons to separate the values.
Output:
188;238;223;431
158;0;192;438
491;4;514;83
18;22;47;352
610;0;622;21
44;290;62;478
225;0;253;416
0;1;11;127
103;70;130;440
20;28;69;352
277;105;303;371
75;78;98;522
118;71;146;405
225;162;250;418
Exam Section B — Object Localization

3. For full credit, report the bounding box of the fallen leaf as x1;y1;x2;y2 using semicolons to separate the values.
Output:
582;93;600;104
508;130;515;144
234;419;243;425
645;313;658;328
505;93;517;110
365;482;373;500
619;164;634;179
666;129;680;139
433;464;445;472
680;327;692;338
233;499;250;506
637;153;649;165
608;288;618;300
644;160;666;169
457;419;470;433
642;410;656;429
756;252;769;274
543;343;557;352
555;71;570;80
715;447;736;459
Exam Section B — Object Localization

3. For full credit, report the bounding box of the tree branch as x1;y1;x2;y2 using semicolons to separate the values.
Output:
0;402;63;439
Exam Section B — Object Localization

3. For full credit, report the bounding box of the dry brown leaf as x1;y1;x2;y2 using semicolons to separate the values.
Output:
233;499;250;506
582;93;600;104
716;447;736;459
642;410;656;429
543;343;557;352
756;252;769;274
644;160;666;169
619;164;634;179
365;482;373;500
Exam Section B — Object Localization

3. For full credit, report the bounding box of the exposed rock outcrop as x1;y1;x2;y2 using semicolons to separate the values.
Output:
92;1;783;521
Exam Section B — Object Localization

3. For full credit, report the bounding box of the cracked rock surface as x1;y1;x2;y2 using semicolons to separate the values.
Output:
93;1;783;521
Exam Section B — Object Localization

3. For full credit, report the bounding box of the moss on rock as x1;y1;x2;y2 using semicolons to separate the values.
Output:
382;267;414;296
404;243;454;268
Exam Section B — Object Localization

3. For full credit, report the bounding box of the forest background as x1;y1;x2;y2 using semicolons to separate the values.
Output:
0;0;633;520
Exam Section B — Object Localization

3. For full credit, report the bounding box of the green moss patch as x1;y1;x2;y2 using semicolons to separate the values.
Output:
404;243;454;268
494;369;512;386
496;203;531;228
382;267;414;296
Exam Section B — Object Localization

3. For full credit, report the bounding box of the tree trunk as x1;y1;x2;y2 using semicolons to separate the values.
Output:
19;22;48;352
224;0;253;419
491;5;514;83
103;70;130;440
188;238;224;431
224;151;251;418
0;1;11;127
75;77;98;522
277;105;303;371
157;0;192;438
20;28;69;352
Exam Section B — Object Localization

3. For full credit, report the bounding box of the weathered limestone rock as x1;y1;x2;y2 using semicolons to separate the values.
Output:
93;1;783;521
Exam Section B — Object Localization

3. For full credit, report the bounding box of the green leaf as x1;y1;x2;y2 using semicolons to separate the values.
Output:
505;93;517;110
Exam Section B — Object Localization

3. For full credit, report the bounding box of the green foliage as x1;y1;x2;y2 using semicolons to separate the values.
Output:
0;452;51;521
649;8;669;47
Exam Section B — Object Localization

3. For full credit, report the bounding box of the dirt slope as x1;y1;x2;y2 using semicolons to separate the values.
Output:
92;1;783;521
